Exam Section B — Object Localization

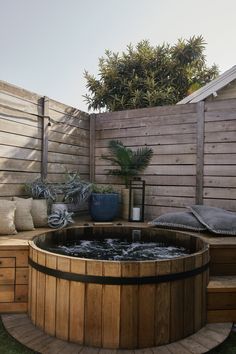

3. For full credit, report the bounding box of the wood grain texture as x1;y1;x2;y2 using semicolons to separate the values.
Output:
56;257;70;341
0;82;90;201
102;261;121;348
85;260;103;347
41;96;49;180
3;312;231;353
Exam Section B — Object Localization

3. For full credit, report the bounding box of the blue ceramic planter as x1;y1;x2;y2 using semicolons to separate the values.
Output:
89;193;119;221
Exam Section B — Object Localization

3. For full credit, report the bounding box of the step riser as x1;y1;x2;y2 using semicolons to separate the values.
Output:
207;276;236;323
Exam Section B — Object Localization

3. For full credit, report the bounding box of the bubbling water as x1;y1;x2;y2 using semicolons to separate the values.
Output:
47;238;190;261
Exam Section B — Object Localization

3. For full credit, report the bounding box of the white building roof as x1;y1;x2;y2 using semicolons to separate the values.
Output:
177;65;236;104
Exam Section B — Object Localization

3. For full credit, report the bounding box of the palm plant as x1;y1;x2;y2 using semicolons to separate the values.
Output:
102;140;153;187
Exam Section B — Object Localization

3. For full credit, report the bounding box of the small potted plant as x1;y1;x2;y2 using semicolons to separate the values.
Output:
89;184;119;222
25;171;91;213
54;171;91;213
25;172;91;229
101;140;153;219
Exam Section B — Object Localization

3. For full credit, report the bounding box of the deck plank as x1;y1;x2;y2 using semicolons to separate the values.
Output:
1;314;232;354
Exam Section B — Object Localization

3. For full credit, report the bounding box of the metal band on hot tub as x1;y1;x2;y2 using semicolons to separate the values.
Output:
28;257;209;285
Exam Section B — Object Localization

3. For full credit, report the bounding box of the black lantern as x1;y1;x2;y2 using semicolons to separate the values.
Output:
128;177;145;222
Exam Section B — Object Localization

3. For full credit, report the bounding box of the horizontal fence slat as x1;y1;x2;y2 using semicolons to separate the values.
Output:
205;142;236;154
96;134;197;147
0;117;42;139
49;108;89;130
97;103;196;120
205;154;236;165
145;185;196;197
95;174;196;186
47;173;90;183
0;183;26;197
96;144;196;156
205;98;236;112
0;81;42;102
0;106;41;125
205;131;236;143
96;154;196;166
48;141;89;156
205;110;236;122
204;165;236;176
0;131;41;150
203;198;236;211
0;145;41;161
96;123;196;139
96;165;196;176
204;187;236;199
205;120;236;133
49;130;89;147
47;163;89;174
145;205;186;219
48;152;89;165
204;176;236;188
96;113;197;129
0;171;41;183
0;158;41;172
141;195;195;208
0;92;42;116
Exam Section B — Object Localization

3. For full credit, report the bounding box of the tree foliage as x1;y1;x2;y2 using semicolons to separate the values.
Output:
84;36;219;111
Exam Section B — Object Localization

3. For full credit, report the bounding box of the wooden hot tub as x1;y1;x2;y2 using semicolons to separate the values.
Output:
28;226;209;349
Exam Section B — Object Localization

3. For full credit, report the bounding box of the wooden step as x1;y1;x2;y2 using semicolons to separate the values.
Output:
207;276;236;322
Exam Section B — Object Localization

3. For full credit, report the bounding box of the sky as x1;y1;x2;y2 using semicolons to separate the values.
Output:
1;0;236;112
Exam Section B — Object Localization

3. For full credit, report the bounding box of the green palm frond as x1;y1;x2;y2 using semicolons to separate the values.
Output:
102;140;153;187
132;147;153;171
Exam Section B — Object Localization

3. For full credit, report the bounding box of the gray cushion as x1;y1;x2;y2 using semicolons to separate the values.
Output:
189;205;236;235
149;211;207;231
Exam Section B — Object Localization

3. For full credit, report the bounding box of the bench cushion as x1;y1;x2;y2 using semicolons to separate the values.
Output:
0;200;17;235
13;197;35;231
190;205;236;235
149;211;207;231
31;199;48;227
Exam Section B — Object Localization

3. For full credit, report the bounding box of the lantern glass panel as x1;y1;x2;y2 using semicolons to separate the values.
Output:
128;178;145;222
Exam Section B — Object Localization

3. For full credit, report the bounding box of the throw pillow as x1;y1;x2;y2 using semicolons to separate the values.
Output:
189;205;236;235
149;211;207;231
13;197;35;231
31;199;48;227
0;200;17;235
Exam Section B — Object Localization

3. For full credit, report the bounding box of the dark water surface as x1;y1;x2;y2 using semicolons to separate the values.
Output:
45;238;190;261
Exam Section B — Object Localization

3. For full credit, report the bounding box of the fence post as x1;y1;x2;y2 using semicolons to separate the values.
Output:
89;113;96;183
195;101;205;204
41;96;49;181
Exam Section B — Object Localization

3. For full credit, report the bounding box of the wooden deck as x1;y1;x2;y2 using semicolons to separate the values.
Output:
1;314;232;354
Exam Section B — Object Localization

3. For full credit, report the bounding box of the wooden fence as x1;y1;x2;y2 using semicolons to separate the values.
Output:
94;99;236;219
1;80;236;219
0;81;90;200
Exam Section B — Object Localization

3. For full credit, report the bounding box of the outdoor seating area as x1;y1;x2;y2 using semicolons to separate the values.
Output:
0;80;236;353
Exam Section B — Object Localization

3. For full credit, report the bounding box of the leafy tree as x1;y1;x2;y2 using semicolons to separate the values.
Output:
84;36;219;111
